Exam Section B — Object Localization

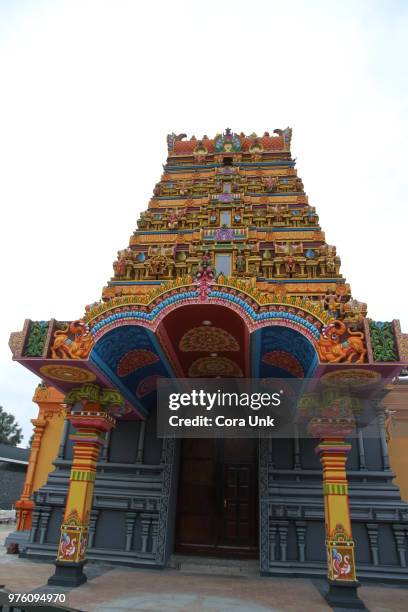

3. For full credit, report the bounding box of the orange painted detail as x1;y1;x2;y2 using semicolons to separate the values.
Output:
172;134;285;155
316;437;357;582
56;407;116;564
16;384;65;531
49;320;93;359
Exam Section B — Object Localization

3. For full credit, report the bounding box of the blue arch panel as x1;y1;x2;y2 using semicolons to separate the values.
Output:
251;326;318;379
90;325;175;416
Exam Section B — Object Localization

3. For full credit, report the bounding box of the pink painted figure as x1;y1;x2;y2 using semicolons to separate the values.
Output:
332;548;352;579
59;532;77;559
194;254;215;300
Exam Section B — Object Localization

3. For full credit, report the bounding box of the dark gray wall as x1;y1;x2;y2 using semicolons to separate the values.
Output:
21;412;408;582
25;411;175;568
0;462;25;509
259;431;408;582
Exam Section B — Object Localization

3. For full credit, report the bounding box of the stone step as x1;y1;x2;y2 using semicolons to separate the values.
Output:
169;555;260;577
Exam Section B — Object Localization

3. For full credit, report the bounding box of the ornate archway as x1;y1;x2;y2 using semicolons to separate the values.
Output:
9;128;408;599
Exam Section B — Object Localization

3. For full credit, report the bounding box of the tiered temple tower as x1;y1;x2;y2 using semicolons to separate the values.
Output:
106;128;349;315
9;129;408;602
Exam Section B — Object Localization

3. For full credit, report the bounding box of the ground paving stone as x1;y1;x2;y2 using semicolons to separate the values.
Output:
2;526;408;611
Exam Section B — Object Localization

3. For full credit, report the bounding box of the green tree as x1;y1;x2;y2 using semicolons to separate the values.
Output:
26;432;34;449
0;405;23;446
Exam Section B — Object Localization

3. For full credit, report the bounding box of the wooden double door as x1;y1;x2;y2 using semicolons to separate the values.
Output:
175;438;258;558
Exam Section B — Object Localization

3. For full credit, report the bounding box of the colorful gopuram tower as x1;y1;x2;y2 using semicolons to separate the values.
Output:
9;129;408;605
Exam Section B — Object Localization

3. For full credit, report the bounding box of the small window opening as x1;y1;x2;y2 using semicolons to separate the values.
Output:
220;211;231;226
223;157;233;166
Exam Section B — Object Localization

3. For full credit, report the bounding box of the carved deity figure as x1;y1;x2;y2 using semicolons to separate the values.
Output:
342;299;367;323
276;241;303;256
284;255;296;276
235;253;246;274
263;176;277;192
269;204;288;223
295;178;304;191
167;210;179;229
146;245;174;277
194;141;208;163
323;289;343;319
147;254;168;276
306;207;318;223
121;248;135;279
179;180;189;195
321;244;337;257
251;152;262;162
326;255;336;274
113;250;126;277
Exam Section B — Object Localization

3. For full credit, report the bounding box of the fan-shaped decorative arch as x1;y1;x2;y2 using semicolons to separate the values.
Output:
179;326;239;352
189;356;243;378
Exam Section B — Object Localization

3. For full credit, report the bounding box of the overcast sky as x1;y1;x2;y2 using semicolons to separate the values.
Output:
0;0;407;444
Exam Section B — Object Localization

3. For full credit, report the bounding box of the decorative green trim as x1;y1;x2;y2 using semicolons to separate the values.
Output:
100;388;124;408
70;470;96;482
369;321;398;362
323;483;348;495
65;383;101;405
64;383;124;410
24;321;49;357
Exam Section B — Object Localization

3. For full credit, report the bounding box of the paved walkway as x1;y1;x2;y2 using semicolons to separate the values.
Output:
1;526;408;611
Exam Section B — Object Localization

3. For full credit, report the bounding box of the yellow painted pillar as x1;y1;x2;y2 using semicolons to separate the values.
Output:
307;392;365;609
16;384;65;531
383;378;408;502
48;384;123;587
316;438;357;582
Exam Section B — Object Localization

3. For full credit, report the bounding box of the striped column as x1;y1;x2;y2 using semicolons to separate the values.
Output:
16;384;65;531
48;384;123;587
316;438;357;583
307;389;365;609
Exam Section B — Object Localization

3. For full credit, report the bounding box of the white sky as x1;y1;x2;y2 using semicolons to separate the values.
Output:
0;0;407;444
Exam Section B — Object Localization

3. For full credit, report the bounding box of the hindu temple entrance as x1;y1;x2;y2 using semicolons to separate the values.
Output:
175;438;258;558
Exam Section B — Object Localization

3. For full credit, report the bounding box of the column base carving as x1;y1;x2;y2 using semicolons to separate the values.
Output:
325;580;366;610
15;499;34;531
48;560;87;587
